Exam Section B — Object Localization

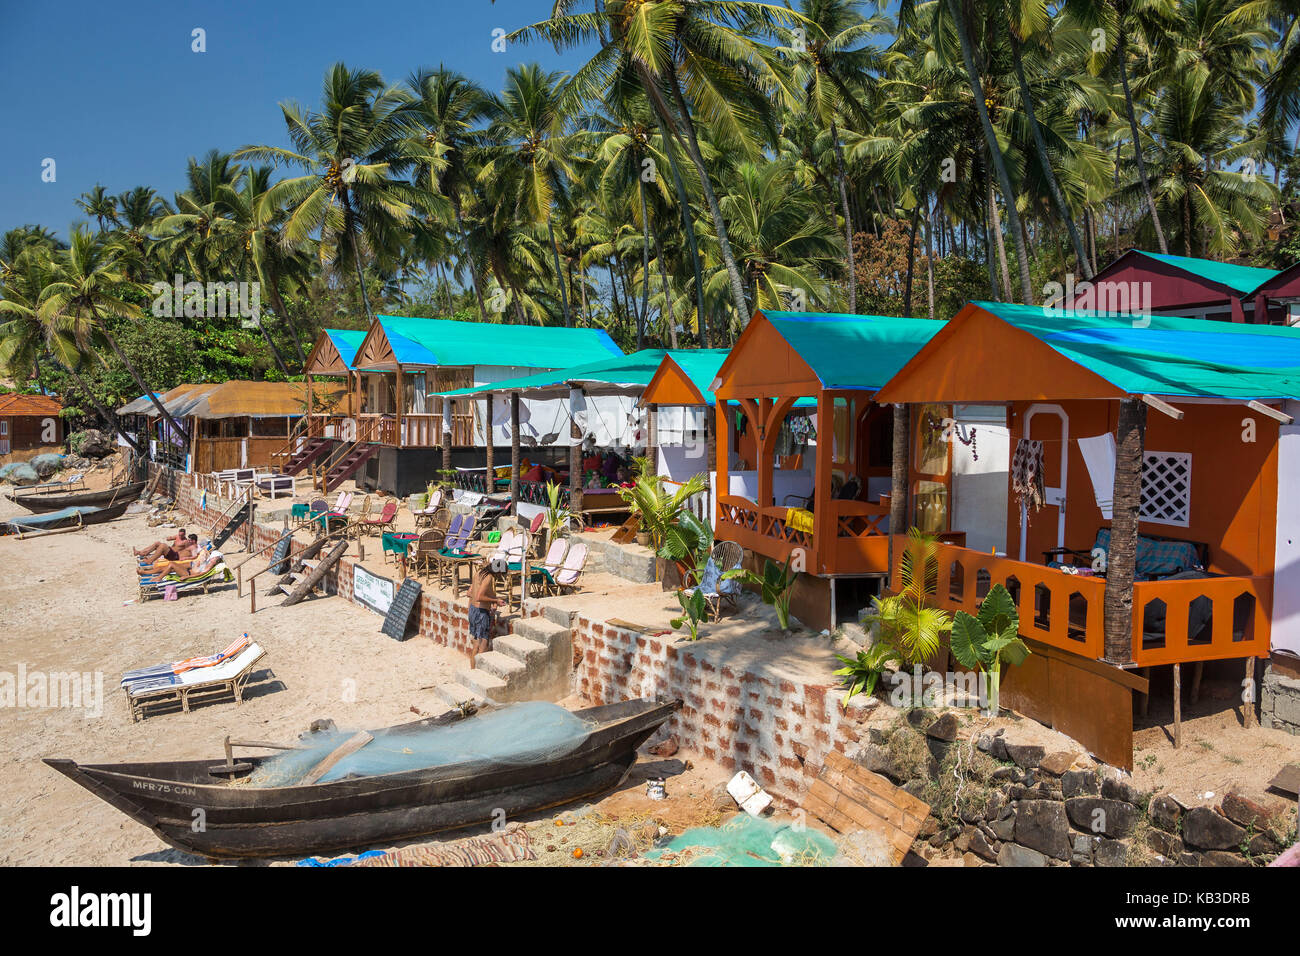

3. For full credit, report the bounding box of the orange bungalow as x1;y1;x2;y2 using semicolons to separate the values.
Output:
876;301;1300;765
711;310;955;630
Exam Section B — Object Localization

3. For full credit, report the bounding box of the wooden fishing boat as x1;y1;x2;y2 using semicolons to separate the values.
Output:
10;479;147;513
2;501;133;536
45;698;678;860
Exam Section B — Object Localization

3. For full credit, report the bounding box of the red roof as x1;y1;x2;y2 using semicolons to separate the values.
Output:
0;393;62;416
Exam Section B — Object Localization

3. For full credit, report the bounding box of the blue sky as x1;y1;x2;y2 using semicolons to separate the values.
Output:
0;0;593;235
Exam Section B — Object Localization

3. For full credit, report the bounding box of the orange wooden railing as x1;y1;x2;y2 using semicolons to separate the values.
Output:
1131;574;1270;666
717;495;820;570
892;542;1271;666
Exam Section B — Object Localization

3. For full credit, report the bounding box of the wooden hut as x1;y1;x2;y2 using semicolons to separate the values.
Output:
0;392;62;459
876;301;1300;766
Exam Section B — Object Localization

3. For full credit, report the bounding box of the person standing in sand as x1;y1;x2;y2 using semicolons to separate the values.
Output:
468;557;507;660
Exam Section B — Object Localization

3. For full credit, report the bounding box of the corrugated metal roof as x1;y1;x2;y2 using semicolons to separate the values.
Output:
0;393;61;416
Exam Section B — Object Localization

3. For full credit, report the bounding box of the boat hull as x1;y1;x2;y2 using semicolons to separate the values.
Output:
45;698;676;860
11;481;147;513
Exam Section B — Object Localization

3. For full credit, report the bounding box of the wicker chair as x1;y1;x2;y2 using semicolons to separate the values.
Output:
683;541;746;621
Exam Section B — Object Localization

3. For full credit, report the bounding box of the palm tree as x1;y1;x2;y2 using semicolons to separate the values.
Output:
75;185;119;233
512;0;808;329
481;65;578;326
236;63;447;322
780;0;890;311
39;227;191;443
403;67;494;321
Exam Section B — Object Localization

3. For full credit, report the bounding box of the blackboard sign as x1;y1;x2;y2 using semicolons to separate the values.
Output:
382;578;423;641
269;532;292;575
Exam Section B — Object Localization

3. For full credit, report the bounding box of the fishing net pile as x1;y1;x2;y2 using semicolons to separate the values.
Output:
246;702;594;787
645;815;839;867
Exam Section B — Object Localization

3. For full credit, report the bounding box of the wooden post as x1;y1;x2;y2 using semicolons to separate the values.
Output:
442;396;453;480
1190;660;1204;704
756;398;775;510
569;386;584;520
889;402;910;581
714;400;728;527
647;405;660;475
395;370;404;447
510;392;521;515
1172;663;1182;748
246;502;256;553
1103;398;1146;665
1139;666;1150;717
1244;657;1256;728
485;393;495;493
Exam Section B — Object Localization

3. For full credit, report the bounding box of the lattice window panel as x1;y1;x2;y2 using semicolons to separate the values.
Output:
1140;451;1192;527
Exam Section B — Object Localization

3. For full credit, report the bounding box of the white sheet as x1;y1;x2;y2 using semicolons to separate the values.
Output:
1078;433;1116;520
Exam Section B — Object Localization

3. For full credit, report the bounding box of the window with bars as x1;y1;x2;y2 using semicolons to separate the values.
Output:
1140;451;1192;527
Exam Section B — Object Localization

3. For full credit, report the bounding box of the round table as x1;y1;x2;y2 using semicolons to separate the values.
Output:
383;531;420;578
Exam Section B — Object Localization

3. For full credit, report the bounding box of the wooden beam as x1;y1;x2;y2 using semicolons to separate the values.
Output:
569;386;584;519
1140;394;1184;420
484;393;494;490
510;392;521;515
1247;400;1293;424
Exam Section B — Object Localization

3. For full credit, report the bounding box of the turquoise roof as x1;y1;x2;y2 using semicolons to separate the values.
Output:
974;302;1300;400
758;311;946;390
324;329;366;370
363;315;622;370
1133;251;1281;295
435;349;690;397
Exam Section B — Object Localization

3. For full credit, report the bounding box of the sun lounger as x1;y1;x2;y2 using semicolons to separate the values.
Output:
121;634;251;685
138;562;234;603
123;642;266;721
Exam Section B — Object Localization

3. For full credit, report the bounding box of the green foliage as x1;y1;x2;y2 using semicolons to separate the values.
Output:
670;587;708;642
543;480;575;541
615;462;710;561
723;555;799;631
861;528;952;667
833;639;902;708
949;583;1031;715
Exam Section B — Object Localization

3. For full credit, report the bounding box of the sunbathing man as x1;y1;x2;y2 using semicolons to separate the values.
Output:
137;535;202;577
134;529;189;562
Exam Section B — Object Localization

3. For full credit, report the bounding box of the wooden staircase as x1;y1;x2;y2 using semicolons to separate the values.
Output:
320;442;378;492
282;436;334;476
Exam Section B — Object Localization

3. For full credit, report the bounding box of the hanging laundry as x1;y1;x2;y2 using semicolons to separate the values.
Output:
1010;438;1046;512
789;415;816;445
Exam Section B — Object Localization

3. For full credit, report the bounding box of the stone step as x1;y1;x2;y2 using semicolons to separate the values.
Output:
539;604;577;630
456;666;508;701
475;650;527;682
434;682;487;709
494;633;550;666
512;616;569;648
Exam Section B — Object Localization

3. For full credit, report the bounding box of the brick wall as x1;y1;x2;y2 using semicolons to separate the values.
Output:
569;615;868;803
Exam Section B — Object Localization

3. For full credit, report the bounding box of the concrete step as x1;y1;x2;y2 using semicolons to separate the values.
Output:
512;616;569;648
494;633;549;666
456;666;508;701
434;682;487;709
538;603;577;630
475;650;527;682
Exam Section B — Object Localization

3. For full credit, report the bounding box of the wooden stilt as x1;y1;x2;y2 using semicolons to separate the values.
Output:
1139;666;1150;718
1189;660;1204;705
1172;663;1182;749
485;393;494;492
1244;657;1256;728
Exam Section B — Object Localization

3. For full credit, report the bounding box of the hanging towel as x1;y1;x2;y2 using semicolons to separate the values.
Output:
1011;439;1046;512
1077;433;1117;519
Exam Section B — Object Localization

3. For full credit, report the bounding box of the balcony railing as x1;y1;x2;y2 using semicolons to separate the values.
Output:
891;542;1269;667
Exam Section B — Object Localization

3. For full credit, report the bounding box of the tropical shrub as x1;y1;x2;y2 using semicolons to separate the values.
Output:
861;528;951;667
949;583;1031;716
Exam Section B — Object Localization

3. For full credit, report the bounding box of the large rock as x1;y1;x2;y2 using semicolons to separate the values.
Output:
1004;742;1046;770
1182;807;1247;851
1062;769;1100;799
1014;800;1072;861
71;428;114;459
1094;838;1130;867
997;843;1047;867
1101;776;1144;806
925;712;959;742
1149;794;1184;832
1221;790;1286;835
1064;797;1139;838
